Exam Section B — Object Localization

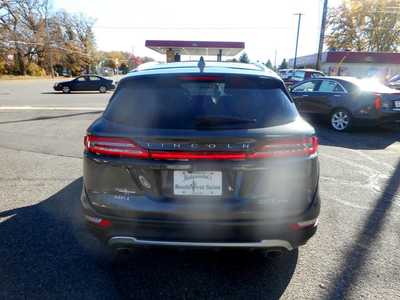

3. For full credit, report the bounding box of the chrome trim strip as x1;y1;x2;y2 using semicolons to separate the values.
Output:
108;236;293;251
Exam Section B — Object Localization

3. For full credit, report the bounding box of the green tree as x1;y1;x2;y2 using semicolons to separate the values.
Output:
327;0;400;52
278;59;288;69
239;52;250;63
265;59;273;70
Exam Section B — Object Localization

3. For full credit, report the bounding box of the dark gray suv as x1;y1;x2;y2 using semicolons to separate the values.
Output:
81;61;320;253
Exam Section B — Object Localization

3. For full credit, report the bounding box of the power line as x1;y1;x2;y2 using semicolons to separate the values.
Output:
93;25;311;31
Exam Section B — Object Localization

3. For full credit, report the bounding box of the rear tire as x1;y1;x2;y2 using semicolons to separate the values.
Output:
330;109;352;131
62;86;71;94
99;86;107;93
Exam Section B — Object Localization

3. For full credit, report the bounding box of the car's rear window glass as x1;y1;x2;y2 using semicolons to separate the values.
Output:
104;74;298;129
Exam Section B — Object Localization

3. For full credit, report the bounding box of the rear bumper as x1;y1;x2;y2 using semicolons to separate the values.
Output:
108;236;295;251
81;189;320;250
354;111;400;126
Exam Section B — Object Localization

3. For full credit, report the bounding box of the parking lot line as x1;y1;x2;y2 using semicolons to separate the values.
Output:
0;106;105;110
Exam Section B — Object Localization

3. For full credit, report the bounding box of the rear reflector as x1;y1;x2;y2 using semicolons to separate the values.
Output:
85;215;112;229
290;218;318;231
84;135;318;160
374;95;382;110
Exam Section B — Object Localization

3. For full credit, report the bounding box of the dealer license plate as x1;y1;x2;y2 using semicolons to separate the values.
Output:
173;171;222;196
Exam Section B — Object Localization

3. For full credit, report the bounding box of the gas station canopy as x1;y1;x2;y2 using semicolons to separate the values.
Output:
145;40;245;62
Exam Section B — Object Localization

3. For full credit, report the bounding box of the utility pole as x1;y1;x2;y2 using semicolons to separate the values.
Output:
293;13;303;70
45;20;54;78
316;0;328;70
44;0;54;78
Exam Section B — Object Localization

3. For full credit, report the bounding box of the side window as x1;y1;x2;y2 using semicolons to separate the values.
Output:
279;71;287;78
311;72;323;78
333;84;345;93
89;76;100;81
292;81;318;92
318;80;339;93
293;71;305;81
76;76;86;82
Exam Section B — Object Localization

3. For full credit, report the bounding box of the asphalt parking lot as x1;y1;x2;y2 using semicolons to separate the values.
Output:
0;79;399;300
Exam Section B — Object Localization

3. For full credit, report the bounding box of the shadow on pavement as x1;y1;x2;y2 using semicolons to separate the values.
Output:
0;178;298;300
325;160;400;299
112;247;298;300
0;178;116;299
0;111;102;125
313;121;400;150
41;92;111;95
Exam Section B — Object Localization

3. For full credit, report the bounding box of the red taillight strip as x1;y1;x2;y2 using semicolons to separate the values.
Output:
84;135;149;158
150;151;247;160
84;135;318;160
250;136;318;158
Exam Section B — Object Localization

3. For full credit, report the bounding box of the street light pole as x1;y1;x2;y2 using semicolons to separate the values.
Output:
293;13;303;70
316;0;329;70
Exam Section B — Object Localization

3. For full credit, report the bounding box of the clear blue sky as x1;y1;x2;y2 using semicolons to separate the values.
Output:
53;0;341;64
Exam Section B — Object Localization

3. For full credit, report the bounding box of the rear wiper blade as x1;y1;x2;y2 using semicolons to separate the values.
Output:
195;115;256;126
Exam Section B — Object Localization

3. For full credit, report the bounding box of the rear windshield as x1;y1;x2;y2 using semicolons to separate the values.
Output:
104;74;298;130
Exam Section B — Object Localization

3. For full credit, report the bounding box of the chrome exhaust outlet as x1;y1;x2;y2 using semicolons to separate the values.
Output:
108;236;293;251
266;250;283;258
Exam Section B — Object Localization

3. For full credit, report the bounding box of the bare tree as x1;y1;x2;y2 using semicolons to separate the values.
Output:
0;0;97;75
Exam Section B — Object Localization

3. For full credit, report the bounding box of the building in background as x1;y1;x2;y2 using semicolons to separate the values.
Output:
145;40;245;62
289;51;400;81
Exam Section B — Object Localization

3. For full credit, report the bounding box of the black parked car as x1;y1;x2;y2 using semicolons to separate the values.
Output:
279;69;325;88
53;75;115;93
82;61;320;254
290;76;400;131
